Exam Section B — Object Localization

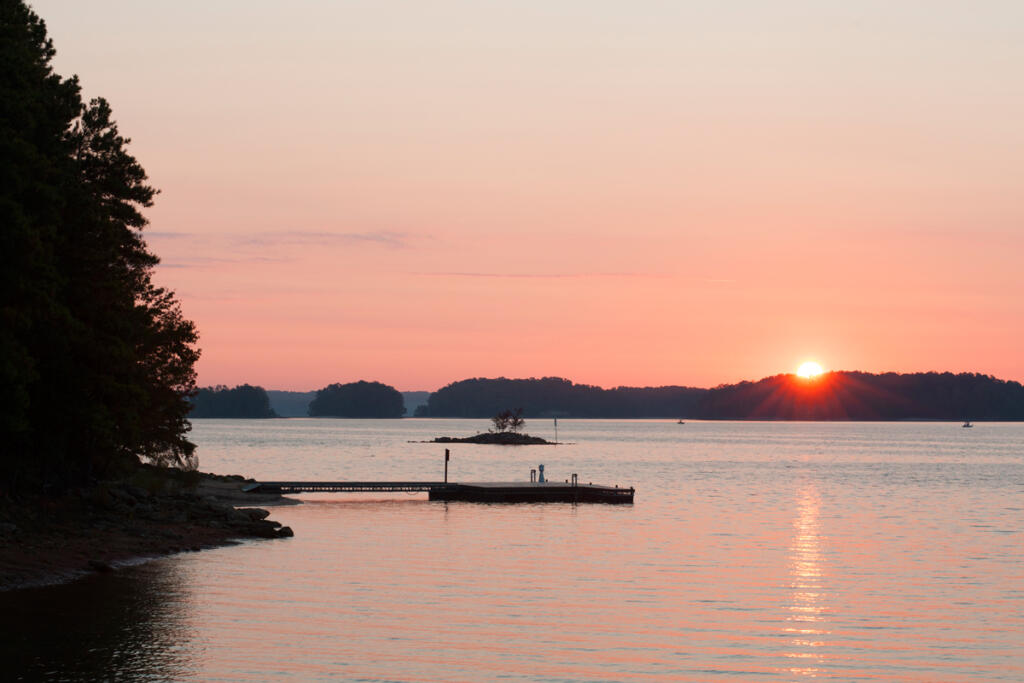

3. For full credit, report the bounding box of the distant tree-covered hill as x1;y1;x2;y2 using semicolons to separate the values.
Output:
190;385;276;418
309;381;405;418
694;371;1024;420
415;377;704;418
264;389;426;417
415;373;1024;420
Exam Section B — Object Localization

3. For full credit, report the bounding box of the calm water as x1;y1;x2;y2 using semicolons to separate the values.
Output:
4;419;1023;681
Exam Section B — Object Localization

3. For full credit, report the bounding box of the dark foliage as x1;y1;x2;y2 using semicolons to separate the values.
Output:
491;408;525;433
416;373;1024;420
693;371;1024;420
1;1;199;493
191;385;275;419
416;377;704;418
308;381;405;418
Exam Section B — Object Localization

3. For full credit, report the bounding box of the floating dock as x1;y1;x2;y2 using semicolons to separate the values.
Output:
243;480;634;504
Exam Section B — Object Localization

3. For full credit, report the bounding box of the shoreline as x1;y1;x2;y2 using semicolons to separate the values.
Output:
0;468;298;592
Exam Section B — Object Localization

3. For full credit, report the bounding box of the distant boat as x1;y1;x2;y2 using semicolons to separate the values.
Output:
677;419;685;425
962;420;973;428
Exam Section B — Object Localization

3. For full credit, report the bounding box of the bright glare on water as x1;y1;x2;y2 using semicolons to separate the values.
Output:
4;419;1023;681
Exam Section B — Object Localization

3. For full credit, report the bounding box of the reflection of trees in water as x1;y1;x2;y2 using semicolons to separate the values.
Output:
0;560;191;680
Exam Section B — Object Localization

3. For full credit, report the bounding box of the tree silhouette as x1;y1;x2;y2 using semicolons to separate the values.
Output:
490;408;525;433
308;381;405;418
191;385;275;418
1;1;199;491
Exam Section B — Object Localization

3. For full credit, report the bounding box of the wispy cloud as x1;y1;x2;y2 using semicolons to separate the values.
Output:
146;231;197;240
236;230;411;249
146;229;416;250
417;271;664;280
158;255;288;269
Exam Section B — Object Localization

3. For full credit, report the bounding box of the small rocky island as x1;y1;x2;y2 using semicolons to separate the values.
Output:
430;409;554;445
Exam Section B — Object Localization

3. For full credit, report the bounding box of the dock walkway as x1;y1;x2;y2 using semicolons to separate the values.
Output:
244;480;634;504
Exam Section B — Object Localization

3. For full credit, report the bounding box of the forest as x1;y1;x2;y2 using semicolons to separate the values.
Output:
415;377;703;418
1;1;199;493
308;381;405;418
415;373;1024;420
190;385;276;419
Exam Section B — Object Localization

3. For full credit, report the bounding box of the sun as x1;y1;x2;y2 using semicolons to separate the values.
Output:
797;361;824;378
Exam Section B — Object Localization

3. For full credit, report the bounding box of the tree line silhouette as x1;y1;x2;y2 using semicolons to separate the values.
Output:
2;2;199;493
308;381;405;418
190;385;275;419
415;373;1024;420
415;377;704;418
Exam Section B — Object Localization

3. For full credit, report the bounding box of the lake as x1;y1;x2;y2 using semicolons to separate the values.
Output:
4;419;1023;681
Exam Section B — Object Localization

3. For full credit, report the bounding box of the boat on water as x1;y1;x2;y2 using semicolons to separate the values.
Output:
962;420;973;428
677;419;685;424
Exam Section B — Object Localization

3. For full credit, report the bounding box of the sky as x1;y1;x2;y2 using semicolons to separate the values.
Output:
34;1;1024;391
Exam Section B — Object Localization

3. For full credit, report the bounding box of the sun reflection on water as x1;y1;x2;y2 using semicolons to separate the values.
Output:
783;484;830;677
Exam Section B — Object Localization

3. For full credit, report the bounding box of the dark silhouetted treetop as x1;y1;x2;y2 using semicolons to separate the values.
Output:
415;373;1024;420
191;385;276;418
416;377;704;418
1;1;199;492
308;381;405;418
691;371;1024;420
491;408;525;433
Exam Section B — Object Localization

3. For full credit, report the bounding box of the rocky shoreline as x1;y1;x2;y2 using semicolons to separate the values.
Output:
427;432;553;445
0;466;296;591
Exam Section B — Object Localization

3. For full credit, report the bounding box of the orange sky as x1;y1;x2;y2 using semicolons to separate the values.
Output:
36;1;1024;390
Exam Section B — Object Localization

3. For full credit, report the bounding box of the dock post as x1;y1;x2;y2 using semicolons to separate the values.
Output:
571;473;577;487
444;449;449;483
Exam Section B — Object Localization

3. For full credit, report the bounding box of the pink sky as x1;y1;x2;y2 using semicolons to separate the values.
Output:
35;1;1024;390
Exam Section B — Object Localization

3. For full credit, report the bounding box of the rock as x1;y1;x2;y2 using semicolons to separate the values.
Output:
88;559;113;573
277;526;294;538
431;431;551;445
238;508;270;521
229;509;253;524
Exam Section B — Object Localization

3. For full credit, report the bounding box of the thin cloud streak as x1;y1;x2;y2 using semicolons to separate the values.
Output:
147;230;418;249
159;255;288;269
237;231;413;249
418;271;666;280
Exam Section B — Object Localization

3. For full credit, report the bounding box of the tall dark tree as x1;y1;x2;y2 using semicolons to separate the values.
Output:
1;1;199;492
1;0;80;489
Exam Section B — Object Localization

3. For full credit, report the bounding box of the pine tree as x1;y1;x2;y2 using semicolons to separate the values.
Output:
1;0;200;492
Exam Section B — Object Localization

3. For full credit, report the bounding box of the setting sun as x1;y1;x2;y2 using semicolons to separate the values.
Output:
797;361;824;378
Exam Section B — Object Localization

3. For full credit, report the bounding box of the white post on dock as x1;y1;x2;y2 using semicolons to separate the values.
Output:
444;448;449;483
